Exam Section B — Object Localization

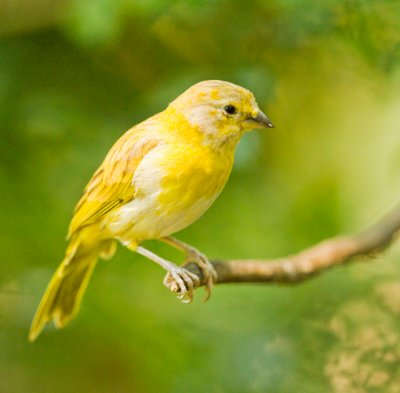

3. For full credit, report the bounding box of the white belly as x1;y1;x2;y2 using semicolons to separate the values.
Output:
109;193;217;244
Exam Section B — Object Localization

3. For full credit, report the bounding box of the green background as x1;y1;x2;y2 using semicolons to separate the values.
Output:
1;0;400;392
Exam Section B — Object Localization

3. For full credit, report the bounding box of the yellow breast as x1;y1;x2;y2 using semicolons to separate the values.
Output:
106;108;238;244
158;141;233;209
109;139;234;244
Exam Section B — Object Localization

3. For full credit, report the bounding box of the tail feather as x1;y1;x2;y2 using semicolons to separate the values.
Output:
29;241;99;342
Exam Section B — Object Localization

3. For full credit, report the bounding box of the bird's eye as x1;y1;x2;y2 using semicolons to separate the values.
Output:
223;105;237;115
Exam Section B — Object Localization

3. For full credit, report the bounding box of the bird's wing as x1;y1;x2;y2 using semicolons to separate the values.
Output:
67;125;160;238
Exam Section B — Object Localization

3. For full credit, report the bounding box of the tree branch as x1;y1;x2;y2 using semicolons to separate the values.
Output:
164;205;400;292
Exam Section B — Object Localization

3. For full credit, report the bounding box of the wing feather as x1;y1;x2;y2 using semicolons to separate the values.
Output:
67;125;160;238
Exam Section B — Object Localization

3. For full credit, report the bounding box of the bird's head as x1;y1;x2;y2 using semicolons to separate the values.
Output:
168;80;274;148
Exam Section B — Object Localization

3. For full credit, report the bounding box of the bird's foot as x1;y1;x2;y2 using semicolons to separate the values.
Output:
184;248;217;301
163;264;200;303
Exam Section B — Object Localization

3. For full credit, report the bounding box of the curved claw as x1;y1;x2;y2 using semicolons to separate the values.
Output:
203;285;212;302
185;250;217;302
202;267;218;301
163;266;200;303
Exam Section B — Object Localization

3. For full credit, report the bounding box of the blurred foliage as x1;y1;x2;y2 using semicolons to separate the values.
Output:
1;0;400;392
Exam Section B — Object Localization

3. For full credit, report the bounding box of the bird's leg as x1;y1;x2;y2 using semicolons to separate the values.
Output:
160;236;217;301
135;246;199;303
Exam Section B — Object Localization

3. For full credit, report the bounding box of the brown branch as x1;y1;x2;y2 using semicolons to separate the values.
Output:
165;205;400;291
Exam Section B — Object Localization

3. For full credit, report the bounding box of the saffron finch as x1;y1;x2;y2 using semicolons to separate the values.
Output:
29;80;274;341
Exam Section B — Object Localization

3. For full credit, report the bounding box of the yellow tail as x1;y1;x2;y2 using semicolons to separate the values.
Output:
29;239;100;342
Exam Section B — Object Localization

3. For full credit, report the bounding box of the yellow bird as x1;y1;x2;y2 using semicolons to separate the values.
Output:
29;80;273;341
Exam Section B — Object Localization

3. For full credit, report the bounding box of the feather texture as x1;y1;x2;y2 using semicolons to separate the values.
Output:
68;123;160;238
